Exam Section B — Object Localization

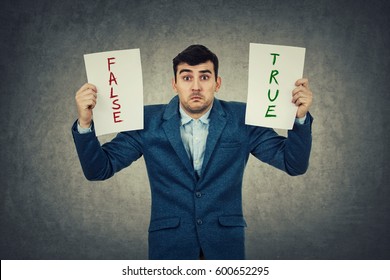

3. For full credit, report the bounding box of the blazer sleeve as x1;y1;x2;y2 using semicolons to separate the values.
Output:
71;121;143;181
248;113;313;176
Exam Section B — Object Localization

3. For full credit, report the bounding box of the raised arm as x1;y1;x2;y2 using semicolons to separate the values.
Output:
249;78;313;176
72;84;143;181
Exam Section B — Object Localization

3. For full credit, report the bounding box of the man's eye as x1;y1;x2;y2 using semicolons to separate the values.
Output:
200;75;210;80
183;76;191;81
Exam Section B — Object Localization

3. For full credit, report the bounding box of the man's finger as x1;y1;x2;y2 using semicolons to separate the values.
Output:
295;78;309;88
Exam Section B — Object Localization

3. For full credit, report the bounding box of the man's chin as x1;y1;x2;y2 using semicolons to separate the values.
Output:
187;105;209;115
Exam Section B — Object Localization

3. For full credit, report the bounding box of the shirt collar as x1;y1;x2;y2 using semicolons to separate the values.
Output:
179;105;212;126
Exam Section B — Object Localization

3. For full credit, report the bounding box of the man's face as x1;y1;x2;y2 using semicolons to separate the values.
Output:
172;60;221;119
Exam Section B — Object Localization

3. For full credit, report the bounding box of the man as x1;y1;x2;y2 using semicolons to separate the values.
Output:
72;45;313;260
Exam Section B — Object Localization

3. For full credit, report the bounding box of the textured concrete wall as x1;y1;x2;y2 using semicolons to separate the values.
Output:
1;0;389;259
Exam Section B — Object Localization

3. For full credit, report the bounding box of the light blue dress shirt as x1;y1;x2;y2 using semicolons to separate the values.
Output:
179;105;211;177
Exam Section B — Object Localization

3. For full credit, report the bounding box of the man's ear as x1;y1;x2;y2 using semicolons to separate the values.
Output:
172;78;178;93
215;76;222;92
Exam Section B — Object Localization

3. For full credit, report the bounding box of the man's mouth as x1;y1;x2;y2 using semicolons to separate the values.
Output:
190;94;203;100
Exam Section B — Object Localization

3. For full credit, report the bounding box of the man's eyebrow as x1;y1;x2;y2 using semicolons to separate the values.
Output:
178;69;213;75
179;69;193;74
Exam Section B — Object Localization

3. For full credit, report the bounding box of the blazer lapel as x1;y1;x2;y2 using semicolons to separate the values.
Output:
201;98;227;176
162;96;195;178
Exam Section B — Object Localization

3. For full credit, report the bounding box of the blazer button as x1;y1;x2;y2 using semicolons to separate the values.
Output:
196;219;203;225
195;192;202;198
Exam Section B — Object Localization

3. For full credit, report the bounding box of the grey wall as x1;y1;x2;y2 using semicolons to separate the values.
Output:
1;0;389;259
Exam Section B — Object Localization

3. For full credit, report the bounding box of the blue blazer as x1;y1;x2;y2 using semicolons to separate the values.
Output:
72;96;312;260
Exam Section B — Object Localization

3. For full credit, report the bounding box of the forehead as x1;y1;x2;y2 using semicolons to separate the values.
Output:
177;61;215;74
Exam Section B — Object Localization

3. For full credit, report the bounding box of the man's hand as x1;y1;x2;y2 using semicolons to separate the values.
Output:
75;83;97;128
292;78;313;118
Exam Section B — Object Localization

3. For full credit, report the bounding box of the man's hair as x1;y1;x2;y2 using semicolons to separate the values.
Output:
172;45;219;82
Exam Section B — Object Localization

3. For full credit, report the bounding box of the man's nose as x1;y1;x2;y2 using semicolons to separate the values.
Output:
192;78;201;92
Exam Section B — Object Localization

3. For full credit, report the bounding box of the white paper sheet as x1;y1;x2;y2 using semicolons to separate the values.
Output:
84;49;143;136
245;43;305;130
